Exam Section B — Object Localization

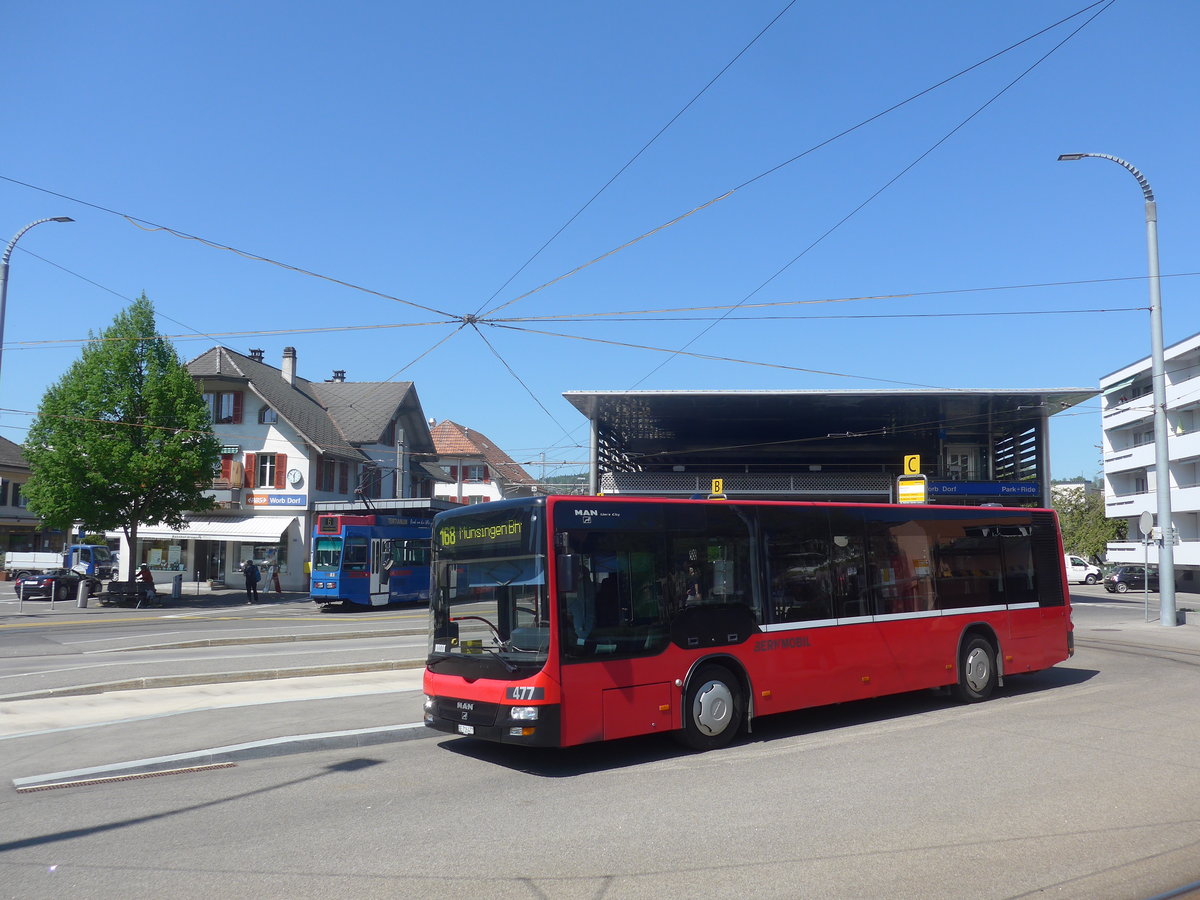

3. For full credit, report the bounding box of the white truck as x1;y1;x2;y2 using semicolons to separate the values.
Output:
4;544;114;580
1064;553;1102;585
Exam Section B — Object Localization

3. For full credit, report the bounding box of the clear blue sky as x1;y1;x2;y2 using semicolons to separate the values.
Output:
3;1;1196;483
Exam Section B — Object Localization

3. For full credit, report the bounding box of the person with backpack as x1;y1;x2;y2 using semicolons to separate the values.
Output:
242;560;261;604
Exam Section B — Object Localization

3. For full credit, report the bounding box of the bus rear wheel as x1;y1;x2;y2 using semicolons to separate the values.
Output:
676;664;743;751
952;635;997;703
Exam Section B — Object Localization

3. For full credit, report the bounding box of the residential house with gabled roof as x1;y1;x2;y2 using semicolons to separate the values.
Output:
114;346;445;590
0;435;58;557
430;419;537;504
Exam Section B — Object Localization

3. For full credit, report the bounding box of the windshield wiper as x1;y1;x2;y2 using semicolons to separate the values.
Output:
481;645;518;672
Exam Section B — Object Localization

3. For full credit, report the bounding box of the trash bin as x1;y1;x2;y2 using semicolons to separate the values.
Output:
76;579;89;608
171;573;183;599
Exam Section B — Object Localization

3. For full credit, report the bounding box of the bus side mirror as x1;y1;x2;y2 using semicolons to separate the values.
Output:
557;554;581;593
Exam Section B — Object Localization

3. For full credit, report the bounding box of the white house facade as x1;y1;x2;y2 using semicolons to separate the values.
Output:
112;347;441;592
1101;331;1200;590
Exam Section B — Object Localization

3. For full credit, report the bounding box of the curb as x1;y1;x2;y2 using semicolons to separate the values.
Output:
1;659;427;703
113;627;425;653
13;721;433;791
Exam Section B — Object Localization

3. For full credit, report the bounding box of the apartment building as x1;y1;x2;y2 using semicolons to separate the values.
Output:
1101;331;1200;588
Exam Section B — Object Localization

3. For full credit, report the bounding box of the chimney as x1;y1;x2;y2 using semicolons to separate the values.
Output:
282;347;296;385
327;369;346;383
249;348;264;363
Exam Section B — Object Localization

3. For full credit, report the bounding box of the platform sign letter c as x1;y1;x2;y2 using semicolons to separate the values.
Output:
903;455;920;475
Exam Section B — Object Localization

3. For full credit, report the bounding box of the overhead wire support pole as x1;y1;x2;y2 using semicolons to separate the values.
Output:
1058;153;1177;627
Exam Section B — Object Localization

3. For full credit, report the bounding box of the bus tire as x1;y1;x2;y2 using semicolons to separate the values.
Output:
676;664;743;751
952;635;997;703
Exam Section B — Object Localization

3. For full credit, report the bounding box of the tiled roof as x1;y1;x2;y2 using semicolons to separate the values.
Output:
0;435;27;470
430;420;534;484
185;348;434;458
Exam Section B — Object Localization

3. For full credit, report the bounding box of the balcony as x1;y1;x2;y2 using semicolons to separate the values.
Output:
1106;490;1152;519
1107;539;1200;568
1104;445;1153;475
1170;429;1200;464
1102;397;1153;430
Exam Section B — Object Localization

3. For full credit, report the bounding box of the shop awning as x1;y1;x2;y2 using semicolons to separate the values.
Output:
110;515;300;543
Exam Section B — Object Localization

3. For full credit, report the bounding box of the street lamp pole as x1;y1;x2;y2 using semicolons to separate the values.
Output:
1058;153;1177;627
0;217;75;385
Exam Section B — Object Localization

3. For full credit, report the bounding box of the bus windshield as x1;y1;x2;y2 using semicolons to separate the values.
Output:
428;505;547;675
429;555;549;676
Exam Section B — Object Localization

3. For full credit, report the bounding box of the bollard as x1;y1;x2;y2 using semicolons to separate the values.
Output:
171;572;183;599
76;579;89;608
49;578;56;610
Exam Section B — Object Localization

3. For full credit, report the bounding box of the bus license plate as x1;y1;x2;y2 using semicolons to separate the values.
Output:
457;724;474;735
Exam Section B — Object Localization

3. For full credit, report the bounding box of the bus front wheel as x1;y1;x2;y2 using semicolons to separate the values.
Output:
676;664;743;751
952;635;997;703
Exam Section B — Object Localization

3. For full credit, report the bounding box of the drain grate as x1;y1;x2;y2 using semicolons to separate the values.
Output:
16;763;235;793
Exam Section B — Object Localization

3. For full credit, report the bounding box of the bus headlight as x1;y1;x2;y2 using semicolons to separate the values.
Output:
509;706;539;721
424;695;434;712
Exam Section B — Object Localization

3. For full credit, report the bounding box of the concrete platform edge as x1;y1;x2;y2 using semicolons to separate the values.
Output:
13;721;432;789
1;658;427;703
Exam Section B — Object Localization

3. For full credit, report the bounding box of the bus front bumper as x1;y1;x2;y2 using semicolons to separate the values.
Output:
424;695;561;747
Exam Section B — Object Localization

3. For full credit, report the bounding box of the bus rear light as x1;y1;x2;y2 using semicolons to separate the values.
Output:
509;727;536;737
509;706;539;721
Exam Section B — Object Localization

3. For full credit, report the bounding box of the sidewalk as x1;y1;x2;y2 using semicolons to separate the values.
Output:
3;670;432;790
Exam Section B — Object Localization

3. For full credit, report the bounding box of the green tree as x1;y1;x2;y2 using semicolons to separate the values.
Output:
22;295;221;581
1053;484;1125;563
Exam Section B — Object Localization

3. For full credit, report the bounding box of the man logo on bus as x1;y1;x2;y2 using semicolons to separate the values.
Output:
576;508;598;523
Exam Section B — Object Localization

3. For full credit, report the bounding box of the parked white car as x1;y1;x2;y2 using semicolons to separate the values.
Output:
1064;554;1102;585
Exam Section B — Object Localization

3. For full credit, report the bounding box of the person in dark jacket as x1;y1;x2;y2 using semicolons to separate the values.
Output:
242;560;260;603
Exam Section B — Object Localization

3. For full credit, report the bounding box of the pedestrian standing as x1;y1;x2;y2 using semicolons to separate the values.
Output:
242;560;260;603
269;561;281;594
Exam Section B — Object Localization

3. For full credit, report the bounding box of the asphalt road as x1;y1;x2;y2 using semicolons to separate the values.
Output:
2;583;1199;899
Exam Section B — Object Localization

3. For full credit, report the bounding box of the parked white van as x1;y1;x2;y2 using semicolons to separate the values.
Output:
1064;554;1102;585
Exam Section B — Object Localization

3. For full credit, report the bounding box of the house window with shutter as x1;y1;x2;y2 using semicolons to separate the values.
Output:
254;453;288;490
203;391;243;424
316;457;336;492
258;406;277;424
257;454;277;489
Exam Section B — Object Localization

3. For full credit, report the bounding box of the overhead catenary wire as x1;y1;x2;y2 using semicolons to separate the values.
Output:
480;0;1113;321
0;1;1120;472
472;0;801;317
629;0;1117;389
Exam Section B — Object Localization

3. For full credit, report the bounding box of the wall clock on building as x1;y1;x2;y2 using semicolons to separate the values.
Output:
287;468;303;487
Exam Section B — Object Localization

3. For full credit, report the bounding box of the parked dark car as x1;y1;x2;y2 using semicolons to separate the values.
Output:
1104;565;1159;594
13;568;97;599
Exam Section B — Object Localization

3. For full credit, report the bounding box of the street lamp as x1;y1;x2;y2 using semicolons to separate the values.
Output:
0;216;75;385
1057;153;1177;627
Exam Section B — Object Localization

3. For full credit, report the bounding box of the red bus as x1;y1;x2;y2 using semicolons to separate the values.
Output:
423;495;1073;750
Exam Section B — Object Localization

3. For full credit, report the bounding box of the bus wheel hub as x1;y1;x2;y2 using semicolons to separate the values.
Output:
694;680;733;735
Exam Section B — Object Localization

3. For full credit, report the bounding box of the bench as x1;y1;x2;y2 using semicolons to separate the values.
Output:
99;580;160;608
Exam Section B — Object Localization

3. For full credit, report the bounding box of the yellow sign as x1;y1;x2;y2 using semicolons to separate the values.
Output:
711;478;724;495
897;475;927;504
903;454;921;475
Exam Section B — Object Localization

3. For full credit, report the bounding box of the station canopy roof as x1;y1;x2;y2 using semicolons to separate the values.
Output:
563;388;1097;468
